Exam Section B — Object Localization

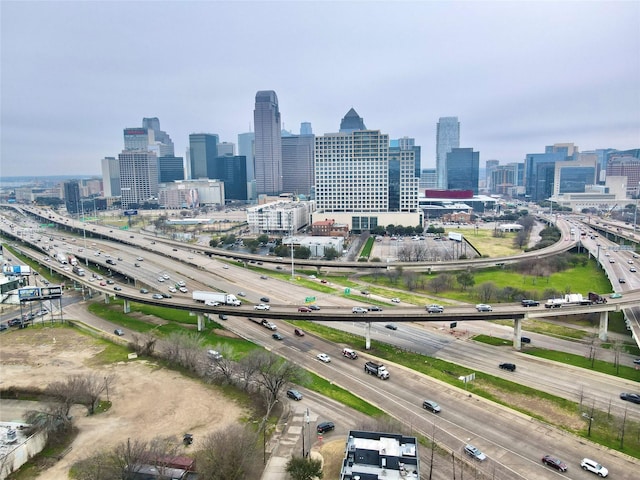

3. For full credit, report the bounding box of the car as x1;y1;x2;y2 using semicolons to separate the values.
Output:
179;287;189;293
610;292;623;299
520;336;531;344
113;286;122;291
287;389;303;401
223;265;229;269
390;297;401;303
218;314;228;320
541;455;567;472
316;421;335;434
521;299;540;307
580;458;608;477
99;281;107;286
631;267;637;272
162;293;172;298
114;329;124;336
320;279;328;284
136;257;143;261
609;258;616;263
207;349;222;360
360;290;369;295
619;278;626;283
237;291;246;297
476;304;493;312
272;332;284;340
426;305;444;313
352;307;367;314
629;260;634;264
106;279;115;285
422;400;441;413
294;328;305;336
261;320;277;330
134;263;141;267
308;305;320;311
385;323;398;330
255;304;270;311
260;275;268;279
172;248;178;251
162;273;170;279
176;280;186;287
0;324;8;332
8;318;21;326
367;306;383;312
157;277;165;282
634;358;640;365
152;294;164;299
168;286;177;293
275;266;283;270
316;353;331;363
499;362;516;371
464;444;486;461
620;392;640;404
205;301;220;306
139;288;149;294
260;296;270;302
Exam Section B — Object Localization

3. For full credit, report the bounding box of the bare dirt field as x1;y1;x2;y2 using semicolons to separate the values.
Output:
0;326;245;479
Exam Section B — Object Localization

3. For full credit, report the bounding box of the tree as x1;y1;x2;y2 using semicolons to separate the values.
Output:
286;456;323;480
323;246;340;260
456;270;475;291
244;239;260;253
251;350;305;415
476;281;498;303
257;234;270;244
294;246;311;259
196;424;262;480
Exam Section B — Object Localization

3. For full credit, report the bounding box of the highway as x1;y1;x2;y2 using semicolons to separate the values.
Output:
2;207;640;478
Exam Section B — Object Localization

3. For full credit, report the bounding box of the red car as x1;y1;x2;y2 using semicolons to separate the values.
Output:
298;306;312;313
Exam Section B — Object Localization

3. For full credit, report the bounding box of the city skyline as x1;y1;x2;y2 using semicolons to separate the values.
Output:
1;1;639;177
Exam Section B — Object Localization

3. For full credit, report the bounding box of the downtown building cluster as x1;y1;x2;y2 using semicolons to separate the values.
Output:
39;89;638;231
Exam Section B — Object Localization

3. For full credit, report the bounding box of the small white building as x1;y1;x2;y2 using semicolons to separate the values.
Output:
282;235;344;258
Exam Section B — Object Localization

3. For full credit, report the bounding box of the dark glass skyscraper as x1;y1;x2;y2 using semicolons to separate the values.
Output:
158;155;185;183
339;108;366;133
206;155;248;201
446;148;479;194
189;134;219;180
282;134;315;196
64;181;81;214
254;90;282;195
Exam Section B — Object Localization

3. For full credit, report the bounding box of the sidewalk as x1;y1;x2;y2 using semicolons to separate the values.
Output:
262;404;322;480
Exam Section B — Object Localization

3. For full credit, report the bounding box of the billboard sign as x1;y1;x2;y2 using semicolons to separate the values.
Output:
18;286;63;301
124;209;138;216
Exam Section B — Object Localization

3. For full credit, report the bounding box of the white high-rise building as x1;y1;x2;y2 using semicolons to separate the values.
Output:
118;150;158;209
101;156;120;197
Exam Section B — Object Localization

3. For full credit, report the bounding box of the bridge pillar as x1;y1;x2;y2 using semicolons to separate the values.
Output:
197;314;205;332
123;299;130;314
598;311;608;341
365;322;371;350
513;318;522;350
104;294;110;304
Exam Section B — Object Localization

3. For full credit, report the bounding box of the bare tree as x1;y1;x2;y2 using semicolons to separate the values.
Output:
196;424;262;480
160;331;205;372
24;403;73;437
237;350;263;392
129;332;157;357
251;350;305;415
475;282;498;303
46;375;86;417
81;374;115;415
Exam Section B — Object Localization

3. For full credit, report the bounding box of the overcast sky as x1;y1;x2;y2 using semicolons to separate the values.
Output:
1;1;639;178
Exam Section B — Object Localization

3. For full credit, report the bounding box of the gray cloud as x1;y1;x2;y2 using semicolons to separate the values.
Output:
1;1;638;177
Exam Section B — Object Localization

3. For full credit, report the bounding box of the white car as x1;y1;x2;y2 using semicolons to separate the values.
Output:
136;257;144;261
390;297;401;303
179;286;188;293
205;301;220;306
352;307;367;314
162;273;170;279
168;286;177;293
254;304;270;311
157;277;165;282
316;353;331;363
580;458;608;477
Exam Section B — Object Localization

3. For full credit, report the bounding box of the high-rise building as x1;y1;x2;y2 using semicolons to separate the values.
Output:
63;181;81;214
388;143;420;211
339;108;366;133
396;137;421;179
553;158;596;197
281;134;315;197
300;122;313;135
436;117;460;189
254;90;282;195
446;148;479;194
206;155;248;201
524;143;578;202
124;118;174;156
123;128;150;151
238;132;255;182
218;142;235;156
420;168;437;191
101;157;120;197
118;150;158;209
606;153;640;196
490;163;522;197
158;155;185;183
485;159;499;193
189;133;219;180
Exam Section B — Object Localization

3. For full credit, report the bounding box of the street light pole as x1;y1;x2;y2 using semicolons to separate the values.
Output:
290;211;295;280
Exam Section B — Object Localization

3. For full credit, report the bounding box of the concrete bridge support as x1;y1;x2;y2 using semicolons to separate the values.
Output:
123;299;130;314
197;314;205;332
513;317;522;350
104;294;110;304
365;322;372;350
599;311;608;341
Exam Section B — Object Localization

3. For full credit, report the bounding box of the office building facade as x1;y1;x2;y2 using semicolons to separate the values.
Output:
254;90;282;195
524;143;578;202
101;157;120;197
281;134;315;197
446;148;480;194
189;133;219;180
206;155;248;201
63;181;81;214
118;150;158;209
158;155;185;183
436;116;460;189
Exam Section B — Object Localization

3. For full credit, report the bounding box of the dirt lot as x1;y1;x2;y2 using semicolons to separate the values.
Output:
0;326;245;479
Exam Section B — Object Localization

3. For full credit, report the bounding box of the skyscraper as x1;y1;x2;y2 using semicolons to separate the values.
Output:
238;132;255;182
446;148;480;194
436;117;460;189
281;134;315;196
189;133;219;180
206;156;248;201
300;122;313;135
101;157;120;197
63;181;81;214
124;118;174;156
254;90;282;195
118;150;158;209
158;155;185;183
339;108;366;133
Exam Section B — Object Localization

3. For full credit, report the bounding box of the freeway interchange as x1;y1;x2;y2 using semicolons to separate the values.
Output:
2;207;640;478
